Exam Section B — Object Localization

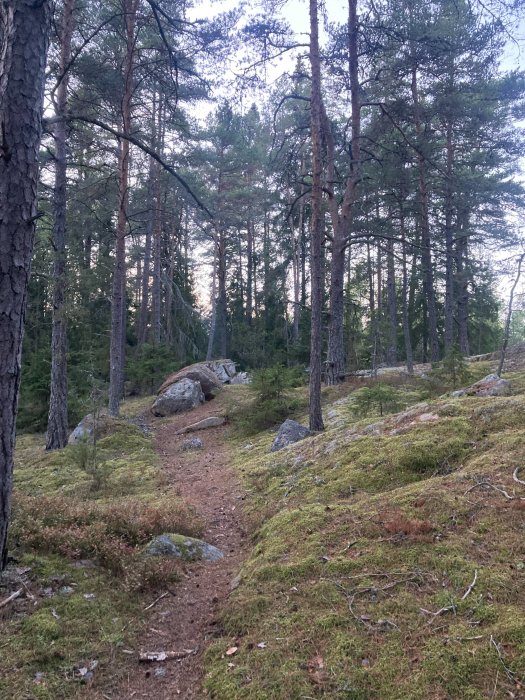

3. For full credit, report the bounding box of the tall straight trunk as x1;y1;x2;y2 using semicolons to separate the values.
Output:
444;120;455;351
0;0;51;570
108;0;138;416
216;233;228;358
325;0;360;385
386;234;397;365
246;219;253;323
137;157;155;346
46;0;75;450
456;211;470;355
411;65;439;362
400;203;414;373
308;0;324;431
206;246;217;361
151;96;164;346
366;241;377;373
498;252;525;376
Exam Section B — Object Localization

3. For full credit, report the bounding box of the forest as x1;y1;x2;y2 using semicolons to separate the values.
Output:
1;0;525;698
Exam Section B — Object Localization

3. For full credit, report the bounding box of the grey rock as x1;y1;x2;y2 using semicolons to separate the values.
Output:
176;416;225;435
231;371;251;385
158;363;221;399
152;378;204;417
205;359;237;383
466;373;511;397
143;534;224;562
182;437;203;450
270;419;311;452
68;414;96;445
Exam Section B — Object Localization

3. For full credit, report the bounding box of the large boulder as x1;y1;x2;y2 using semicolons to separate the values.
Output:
158;363;221;399
453;373;511;398
231;371;251;385
270;419;311;452
204;359;237;384
142;534;224;562
152;378;204;417
68;414;96;444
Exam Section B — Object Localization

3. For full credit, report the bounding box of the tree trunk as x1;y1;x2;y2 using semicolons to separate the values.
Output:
246;218;253;323
108;0;138;417
206;245;217;361
456;211;470;355
46;0;75;451
400;202;414;373
498;252;525;377
0;0;51;570
411;65;440;362
308;0;325;431
386;233;397;365
444;119;455;351
325;0;360;385
137;157;155;347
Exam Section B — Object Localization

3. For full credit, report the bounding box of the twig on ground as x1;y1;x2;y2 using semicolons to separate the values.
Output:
143;591;169;611
421;570;478;621
513;466;525;486
0;589;23;609
463;481;524;501
490;635;523;686
139;649;196;662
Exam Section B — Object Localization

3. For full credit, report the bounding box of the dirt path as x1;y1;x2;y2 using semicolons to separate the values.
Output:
113;399;248;699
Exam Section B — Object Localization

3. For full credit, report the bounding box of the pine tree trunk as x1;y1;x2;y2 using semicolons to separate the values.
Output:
0;0;51;571
456;212;470;355
108;0;138;417
246;218;253;323
206;245;217;361
308;0;325;431
444;120;455;351
137;157;155;347
386;234;397;366
325;0;360;385
400;203;414;374
46;0;75;451
411;66;440;362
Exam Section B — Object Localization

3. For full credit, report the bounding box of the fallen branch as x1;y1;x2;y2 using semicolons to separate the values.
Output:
421;570;478;621
513;466;525;486
463;481;524;501
139;649;196;663
490;635;523;686
0;589;23;609
143;591;169;611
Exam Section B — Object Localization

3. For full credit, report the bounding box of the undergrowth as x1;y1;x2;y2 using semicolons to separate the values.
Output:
204;365;525;699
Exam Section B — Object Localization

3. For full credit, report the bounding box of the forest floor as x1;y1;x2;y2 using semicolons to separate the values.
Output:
110;398;249;699
2;357;525;699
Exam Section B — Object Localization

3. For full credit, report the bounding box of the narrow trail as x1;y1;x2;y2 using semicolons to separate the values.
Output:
115;399;248;699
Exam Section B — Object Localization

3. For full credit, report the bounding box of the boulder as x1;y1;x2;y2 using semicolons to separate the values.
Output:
270;419;311;452
176;416;226;435
142;534;224;562
158;363;221;399
152;378;204;417
231;371;251;385
182;437;203;450
204;359;237;384
455;373;512;398
68;414;95;444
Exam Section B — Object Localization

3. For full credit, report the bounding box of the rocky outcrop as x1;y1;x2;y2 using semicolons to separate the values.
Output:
151;378;204;417
452;373;511;398
231;371;251;385
68;414;96;444
158;363;221;399
205;359;237;384
270;419;311;452
176;416;226;435
142;534;224;562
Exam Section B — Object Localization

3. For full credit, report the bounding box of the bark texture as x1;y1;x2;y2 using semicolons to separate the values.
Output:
108;0;138;416
308;0;324;431
0;0;51;569
46;0;75;451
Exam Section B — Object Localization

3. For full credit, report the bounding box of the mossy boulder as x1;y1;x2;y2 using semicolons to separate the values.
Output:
152;378;205;417
142;534;224;561
270;419;311;452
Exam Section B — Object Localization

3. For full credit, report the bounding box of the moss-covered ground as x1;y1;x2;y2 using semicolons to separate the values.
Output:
203;366;525;699
1;403;202;699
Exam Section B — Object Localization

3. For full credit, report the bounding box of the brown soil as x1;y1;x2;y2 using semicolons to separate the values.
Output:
111;398;248;699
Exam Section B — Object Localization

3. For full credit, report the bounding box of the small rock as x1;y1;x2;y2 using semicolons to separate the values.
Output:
143;534;224;562
270;419;311;452
182;438;203;451
154;667;167;678
176;416;225;435
466;373;512;397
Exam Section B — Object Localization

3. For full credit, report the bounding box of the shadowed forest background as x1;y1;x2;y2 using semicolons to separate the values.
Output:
16;0;525;435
